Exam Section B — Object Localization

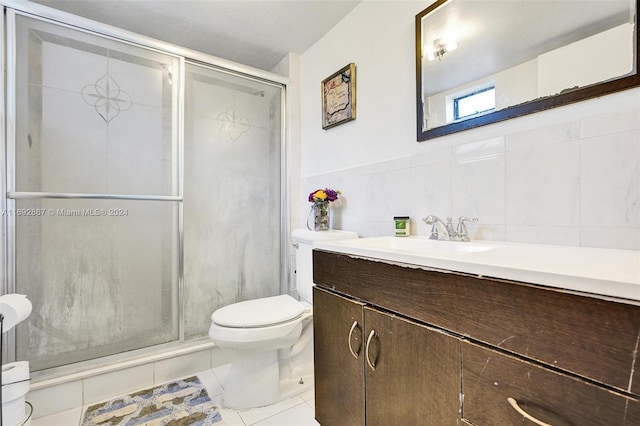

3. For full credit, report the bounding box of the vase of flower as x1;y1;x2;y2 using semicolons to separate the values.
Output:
313;201;330;231
307;188;340;231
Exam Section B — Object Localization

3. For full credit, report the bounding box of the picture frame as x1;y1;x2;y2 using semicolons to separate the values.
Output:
321;63;356;129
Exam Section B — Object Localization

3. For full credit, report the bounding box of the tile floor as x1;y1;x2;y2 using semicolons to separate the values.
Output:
31;364;320;426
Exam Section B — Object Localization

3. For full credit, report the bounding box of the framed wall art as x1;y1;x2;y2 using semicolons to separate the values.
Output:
321;63;356;129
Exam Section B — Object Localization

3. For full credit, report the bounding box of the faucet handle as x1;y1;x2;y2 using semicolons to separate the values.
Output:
458;216;478;224
456;217;478;238
422;215;443;240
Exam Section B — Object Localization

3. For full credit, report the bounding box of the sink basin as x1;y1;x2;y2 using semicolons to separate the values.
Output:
326;236;503;258
389;237;502;255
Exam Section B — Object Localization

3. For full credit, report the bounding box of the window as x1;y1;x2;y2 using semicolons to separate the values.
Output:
454;86;496;120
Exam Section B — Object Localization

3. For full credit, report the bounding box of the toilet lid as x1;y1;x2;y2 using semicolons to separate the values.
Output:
211;294;305;328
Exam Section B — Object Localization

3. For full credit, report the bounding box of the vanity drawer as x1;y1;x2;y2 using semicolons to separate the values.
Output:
462;342;640;425
313;250;640;394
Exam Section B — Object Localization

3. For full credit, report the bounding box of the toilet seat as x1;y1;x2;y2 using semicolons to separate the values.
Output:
211;294;305;328
209;295;312;351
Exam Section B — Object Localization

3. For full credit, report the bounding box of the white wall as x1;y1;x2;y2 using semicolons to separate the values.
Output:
297;0;640;250
538;23;633;97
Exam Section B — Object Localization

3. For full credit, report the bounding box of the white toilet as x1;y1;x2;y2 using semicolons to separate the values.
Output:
208;228;358;409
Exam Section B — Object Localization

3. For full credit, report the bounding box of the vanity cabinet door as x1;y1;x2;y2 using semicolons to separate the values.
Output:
313;286;365;426
363;307;460;426
462;341;640;425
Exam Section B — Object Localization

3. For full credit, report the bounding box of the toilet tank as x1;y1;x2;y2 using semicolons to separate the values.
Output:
291;229;358;302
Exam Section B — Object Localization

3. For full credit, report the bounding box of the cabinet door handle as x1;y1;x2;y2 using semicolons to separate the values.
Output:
347;321;361;359
365;329;378;371
507;397;553;426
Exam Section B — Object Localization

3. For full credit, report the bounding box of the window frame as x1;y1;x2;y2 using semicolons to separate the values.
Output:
453;86;496;121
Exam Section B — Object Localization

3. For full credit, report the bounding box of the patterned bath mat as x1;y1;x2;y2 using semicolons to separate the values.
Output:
81;376;222;426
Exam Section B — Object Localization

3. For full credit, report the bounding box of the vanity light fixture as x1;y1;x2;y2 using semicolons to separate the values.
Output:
428;38;458;61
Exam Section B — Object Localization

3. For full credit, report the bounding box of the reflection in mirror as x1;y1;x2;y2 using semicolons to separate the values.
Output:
416;0;639;141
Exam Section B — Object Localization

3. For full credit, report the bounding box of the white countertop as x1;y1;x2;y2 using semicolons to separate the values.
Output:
313;237;640;303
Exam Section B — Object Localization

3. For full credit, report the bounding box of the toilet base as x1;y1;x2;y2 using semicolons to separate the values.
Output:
222;350;281;409
221;337;314;410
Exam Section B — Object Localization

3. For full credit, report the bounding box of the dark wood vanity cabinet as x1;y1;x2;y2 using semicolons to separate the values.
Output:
313;288;365;426
313;250;640;425
313;286;460;426
462;341;640;425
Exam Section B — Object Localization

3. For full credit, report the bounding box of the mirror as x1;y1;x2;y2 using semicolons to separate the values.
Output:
416;0;639;141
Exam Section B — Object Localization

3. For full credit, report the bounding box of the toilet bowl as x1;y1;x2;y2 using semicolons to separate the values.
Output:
208;228;358;409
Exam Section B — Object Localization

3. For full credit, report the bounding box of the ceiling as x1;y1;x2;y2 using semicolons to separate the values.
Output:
31;0;362;71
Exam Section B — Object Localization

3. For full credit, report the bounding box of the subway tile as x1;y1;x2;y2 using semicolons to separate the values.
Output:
153;349;211;384
31;406;82;426
410;144;452;166
581;226;640;250
506;140;580;226
581;107;640;139
453;136;504;162
452;138;505;224
506;225;580;246
468;224;505;242
27;379;83;419
82;364;154;405
409;162;452;225
580;130;640;227
506;121;580;151
353;168;412;223
352;156;411;176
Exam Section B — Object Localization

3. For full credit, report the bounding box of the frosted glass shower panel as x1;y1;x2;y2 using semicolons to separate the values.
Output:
14;199;179;371
14;14;179;196
183;63;284;337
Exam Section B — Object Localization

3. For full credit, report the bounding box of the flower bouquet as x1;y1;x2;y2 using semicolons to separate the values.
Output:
307;188;340;231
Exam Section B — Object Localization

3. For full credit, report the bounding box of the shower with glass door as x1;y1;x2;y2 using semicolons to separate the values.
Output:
2;4;286;374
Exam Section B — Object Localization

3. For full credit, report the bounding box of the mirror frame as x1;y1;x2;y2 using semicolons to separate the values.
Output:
416;0;640;141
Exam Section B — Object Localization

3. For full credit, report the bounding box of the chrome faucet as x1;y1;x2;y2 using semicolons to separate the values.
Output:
422;215;453;240
452;216;478;242
422;215;478;242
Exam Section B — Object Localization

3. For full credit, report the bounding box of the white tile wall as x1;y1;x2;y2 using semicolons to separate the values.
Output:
300;106;640;250
27;345;234;419
452;137;506;231
31;365;319;426
83;364;155;405
580;130;640;228
506;139;580;227
27;379;83;419
153;349;212;384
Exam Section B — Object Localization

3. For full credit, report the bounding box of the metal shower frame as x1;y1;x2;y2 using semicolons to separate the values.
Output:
0;0;291;370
